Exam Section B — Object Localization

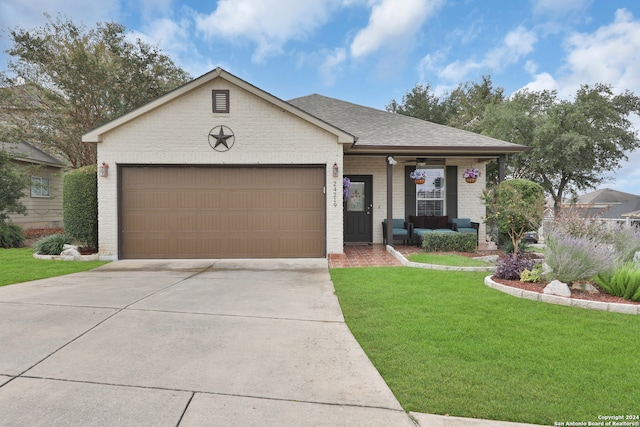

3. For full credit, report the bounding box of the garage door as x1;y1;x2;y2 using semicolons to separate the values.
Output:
120;166;325;259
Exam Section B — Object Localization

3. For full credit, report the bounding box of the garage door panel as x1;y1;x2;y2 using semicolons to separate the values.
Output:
120;167;325;259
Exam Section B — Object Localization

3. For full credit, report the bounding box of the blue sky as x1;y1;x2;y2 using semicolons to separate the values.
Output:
1;0;639;194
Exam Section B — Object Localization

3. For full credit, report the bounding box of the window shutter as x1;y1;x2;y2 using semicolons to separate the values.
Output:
212;90;229;113
446;166;458;218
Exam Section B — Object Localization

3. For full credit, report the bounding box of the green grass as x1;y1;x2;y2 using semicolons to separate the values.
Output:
407;253;492;267
0;248;109;287
330;267;640;425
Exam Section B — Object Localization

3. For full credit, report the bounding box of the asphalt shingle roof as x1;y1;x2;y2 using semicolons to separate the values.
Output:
288;94;528;154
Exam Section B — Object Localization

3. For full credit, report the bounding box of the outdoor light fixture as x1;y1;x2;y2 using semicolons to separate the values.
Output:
332;162;339;177
387;156;397;165
99;162;109;177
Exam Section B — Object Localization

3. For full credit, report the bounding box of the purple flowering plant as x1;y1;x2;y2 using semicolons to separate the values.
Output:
410;170;427;180
343;177;351;201
463;168;481;179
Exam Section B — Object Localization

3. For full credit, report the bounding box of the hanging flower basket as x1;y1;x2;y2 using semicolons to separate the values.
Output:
463;168;480;183
410;170;427;185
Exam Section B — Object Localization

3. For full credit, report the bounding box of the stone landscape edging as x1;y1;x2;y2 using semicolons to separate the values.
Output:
386;245;495;272
484;275;639;315
33;253;100;262
386;246;639;315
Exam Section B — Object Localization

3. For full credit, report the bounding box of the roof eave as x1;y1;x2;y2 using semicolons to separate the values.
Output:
344;144;531;155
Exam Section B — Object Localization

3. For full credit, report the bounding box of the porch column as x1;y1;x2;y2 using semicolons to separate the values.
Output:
386;156;396;246
498;154;506;183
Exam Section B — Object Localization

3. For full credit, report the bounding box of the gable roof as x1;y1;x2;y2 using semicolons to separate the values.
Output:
288;94;529;156
576;188;640;205
82;68;355;145
1;141;65;168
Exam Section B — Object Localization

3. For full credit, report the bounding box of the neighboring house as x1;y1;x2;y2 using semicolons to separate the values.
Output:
82;68;527;260
2;141;65;229
574;188;640;227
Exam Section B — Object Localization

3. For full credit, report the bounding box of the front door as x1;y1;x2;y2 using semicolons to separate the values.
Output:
344;175;373;243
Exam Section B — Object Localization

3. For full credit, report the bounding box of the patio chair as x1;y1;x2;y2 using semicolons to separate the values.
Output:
382;219;411;245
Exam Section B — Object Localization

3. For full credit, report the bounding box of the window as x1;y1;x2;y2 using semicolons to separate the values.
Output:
415;168;445;216
31;176;50;197
212;90;229;113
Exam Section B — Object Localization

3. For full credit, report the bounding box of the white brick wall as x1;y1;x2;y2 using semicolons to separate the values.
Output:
97;80;344;258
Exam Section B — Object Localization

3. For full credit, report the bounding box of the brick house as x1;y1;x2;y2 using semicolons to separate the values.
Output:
83;68;527;260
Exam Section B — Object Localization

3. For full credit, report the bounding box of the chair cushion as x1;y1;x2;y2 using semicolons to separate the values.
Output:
457;227;477;233
392;228;409;236
453;218;472;228
392;219;405;228
434;216;449;229
410;215;425;228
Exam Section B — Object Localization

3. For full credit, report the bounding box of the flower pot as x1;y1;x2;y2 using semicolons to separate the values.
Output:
465;177;477;183
414;178;425;184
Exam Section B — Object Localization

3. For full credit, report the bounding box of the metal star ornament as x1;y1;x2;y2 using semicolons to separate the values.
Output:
208;125;235;152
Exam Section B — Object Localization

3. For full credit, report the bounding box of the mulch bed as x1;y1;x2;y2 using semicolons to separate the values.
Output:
491;277;640;306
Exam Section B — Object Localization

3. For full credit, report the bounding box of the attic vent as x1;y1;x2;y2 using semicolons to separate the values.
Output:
212;90;229;113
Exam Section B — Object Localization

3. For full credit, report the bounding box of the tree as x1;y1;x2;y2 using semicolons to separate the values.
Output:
483;179;545;255
482;84;640;214
447;75;505;133
386;83;450;124
0;14;190;167
0;148;28;223
387;75;505;132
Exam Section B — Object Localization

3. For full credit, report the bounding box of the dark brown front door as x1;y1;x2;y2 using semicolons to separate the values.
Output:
344;175;373;243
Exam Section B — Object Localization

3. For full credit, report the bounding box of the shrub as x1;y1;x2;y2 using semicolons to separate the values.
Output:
421;232;477;253
0;222;25;248
483;179;545;256
609;227;640;263
594;263;640;302
494;254;535;280
520;267;541;283
32;233;69;255
63;165;97;251
545;233;615;283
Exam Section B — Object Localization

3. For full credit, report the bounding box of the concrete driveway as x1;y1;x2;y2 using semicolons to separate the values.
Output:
0;259;415;426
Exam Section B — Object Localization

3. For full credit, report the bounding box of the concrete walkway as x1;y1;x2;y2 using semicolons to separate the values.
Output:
0;259;543;426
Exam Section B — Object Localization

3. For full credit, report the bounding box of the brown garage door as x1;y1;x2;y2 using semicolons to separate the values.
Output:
120;166;325;259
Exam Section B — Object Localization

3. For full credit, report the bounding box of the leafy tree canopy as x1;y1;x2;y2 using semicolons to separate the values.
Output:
0;14;191;167
481;84;640;213
386;75;504;132
0;148;28;223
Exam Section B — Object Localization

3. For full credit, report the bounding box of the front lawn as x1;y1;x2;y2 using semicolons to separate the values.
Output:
330;267;640;426
0;248;109;287
407;253;492;267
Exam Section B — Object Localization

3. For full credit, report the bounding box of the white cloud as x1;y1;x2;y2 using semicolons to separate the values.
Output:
531;0;592;19
518;71;558;93
195;0;340;63
319;48;347;86
424;25;538;83
558;8;640;97
0;0;120;30
350;0;444;58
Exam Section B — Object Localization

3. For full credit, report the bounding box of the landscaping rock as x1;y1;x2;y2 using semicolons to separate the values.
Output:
60;247;81;257
544;280;571;297
571;282;599;294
